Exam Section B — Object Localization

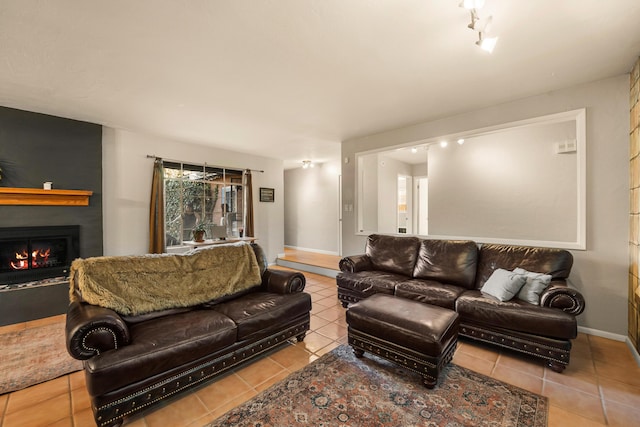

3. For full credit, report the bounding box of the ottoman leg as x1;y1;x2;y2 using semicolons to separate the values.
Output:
352;347;364;358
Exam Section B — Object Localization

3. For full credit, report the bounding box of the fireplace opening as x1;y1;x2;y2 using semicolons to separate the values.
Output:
0;226;80;287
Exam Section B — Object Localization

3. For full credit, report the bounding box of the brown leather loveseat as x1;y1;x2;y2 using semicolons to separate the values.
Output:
66;242;311;427
337;234;585;372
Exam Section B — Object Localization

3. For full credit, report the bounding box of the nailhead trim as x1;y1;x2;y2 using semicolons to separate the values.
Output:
460;325;570;366
82;327;118;355
95;320;310;427
348;329;457;385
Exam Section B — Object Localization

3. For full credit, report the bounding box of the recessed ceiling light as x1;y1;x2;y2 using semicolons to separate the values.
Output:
457;138;465;145
440;141;448;148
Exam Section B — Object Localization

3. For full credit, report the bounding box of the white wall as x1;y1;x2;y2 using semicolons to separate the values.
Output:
283;159;340;254
377;155;412;233
428;122;577;242
102;128;285;263
341;75;629;336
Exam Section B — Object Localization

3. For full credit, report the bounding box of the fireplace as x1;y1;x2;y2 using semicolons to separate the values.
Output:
0;225;80;287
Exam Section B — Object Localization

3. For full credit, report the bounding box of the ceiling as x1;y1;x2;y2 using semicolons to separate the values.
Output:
0;1;639;169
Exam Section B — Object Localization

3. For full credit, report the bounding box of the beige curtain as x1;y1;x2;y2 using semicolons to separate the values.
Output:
244;170;255;237
149;158;165;253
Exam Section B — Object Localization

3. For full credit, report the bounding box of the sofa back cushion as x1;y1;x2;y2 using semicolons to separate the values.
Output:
365;234;421;276
474;243;573;290
412;239;478;289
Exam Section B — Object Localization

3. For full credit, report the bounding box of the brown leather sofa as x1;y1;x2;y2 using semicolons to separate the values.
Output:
66;243;311;427
337;234;586;372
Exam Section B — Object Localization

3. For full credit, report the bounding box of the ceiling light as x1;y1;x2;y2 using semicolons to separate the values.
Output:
460;0;485;10
411;147;418;153
476;33;498;53
302;160;313;169
457;138;465;145
440;141;448;148
469;14;493;33
460;1;498;53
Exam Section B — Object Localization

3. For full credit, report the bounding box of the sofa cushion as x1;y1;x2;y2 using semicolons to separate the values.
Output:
513;268;552;305
412;239;478;289
365;234;421;276
480;268;527;302
456;290;577;340
474;243;573;290
84;309;237;396
336;271;408;298
212;292;312;340
395;279;466;310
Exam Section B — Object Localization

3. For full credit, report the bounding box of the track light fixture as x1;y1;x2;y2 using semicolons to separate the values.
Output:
459;1;498;53
476;32;498;53
461;0;485;9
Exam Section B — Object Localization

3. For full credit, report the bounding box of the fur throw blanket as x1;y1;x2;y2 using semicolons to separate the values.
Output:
69;242;262;316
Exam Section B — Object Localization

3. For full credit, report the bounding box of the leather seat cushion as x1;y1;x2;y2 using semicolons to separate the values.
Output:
213;292;312;340
347;294;459;356
336;271;408;297
395;280;466;310
456;290;577;340
85;309;237;396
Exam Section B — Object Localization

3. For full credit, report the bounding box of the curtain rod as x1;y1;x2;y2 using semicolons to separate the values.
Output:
146;154;264;173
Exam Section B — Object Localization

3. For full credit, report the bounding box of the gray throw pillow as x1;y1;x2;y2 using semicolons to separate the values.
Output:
481;268;527;302
513;267;552;305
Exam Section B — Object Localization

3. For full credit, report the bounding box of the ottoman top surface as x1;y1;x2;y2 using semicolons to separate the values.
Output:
347;294;459;355
351;294;457;320
348;294;457;335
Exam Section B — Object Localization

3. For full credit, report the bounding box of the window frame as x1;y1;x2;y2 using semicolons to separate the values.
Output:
163;161;245;247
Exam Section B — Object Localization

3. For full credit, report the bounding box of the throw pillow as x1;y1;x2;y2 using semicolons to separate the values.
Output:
481;268;527;302
513;267;552;305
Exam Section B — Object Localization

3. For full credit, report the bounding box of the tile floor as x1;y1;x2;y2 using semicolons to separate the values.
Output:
1;269;640;427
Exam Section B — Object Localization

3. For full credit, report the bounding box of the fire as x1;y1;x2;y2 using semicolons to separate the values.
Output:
9;248;52;270
10;250;28;270
32;248;51;267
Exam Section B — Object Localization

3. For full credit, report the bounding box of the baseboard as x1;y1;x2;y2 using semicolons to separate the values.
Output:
627;338;640;367
578;326;640;367
276;258;338;279
577;326;626;341
284;245;340;256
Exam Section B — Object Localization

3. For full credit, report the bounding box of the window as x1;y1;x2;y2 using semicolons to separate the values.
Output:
163;162;244;246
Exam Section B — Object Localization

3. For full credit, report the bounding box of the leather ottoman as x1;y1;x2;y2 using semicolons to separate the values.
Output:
346;294;459;388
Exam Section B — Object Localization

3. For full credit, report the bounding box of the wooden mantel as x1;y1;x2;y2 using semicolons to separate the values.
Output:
0;187;93;206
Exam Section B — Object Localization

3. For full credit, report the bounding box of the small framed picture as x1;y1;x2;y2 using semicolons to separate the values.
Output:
259;187;275;202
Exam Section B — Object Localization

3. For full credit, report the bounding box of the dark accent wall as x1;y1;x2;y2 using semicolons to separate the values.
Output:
0;106;102;324
0;106;103;255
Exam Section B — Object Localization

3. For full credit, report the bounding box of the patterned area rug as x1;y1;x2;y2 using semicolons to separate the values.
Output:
0;319;83;394
209;345;547;427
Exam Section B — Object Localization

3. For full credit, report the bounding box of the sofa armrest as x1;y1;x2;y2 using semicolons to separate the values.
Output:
339;254;372;273
65;301;131;360
540;284;586;316
262;269;306;294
